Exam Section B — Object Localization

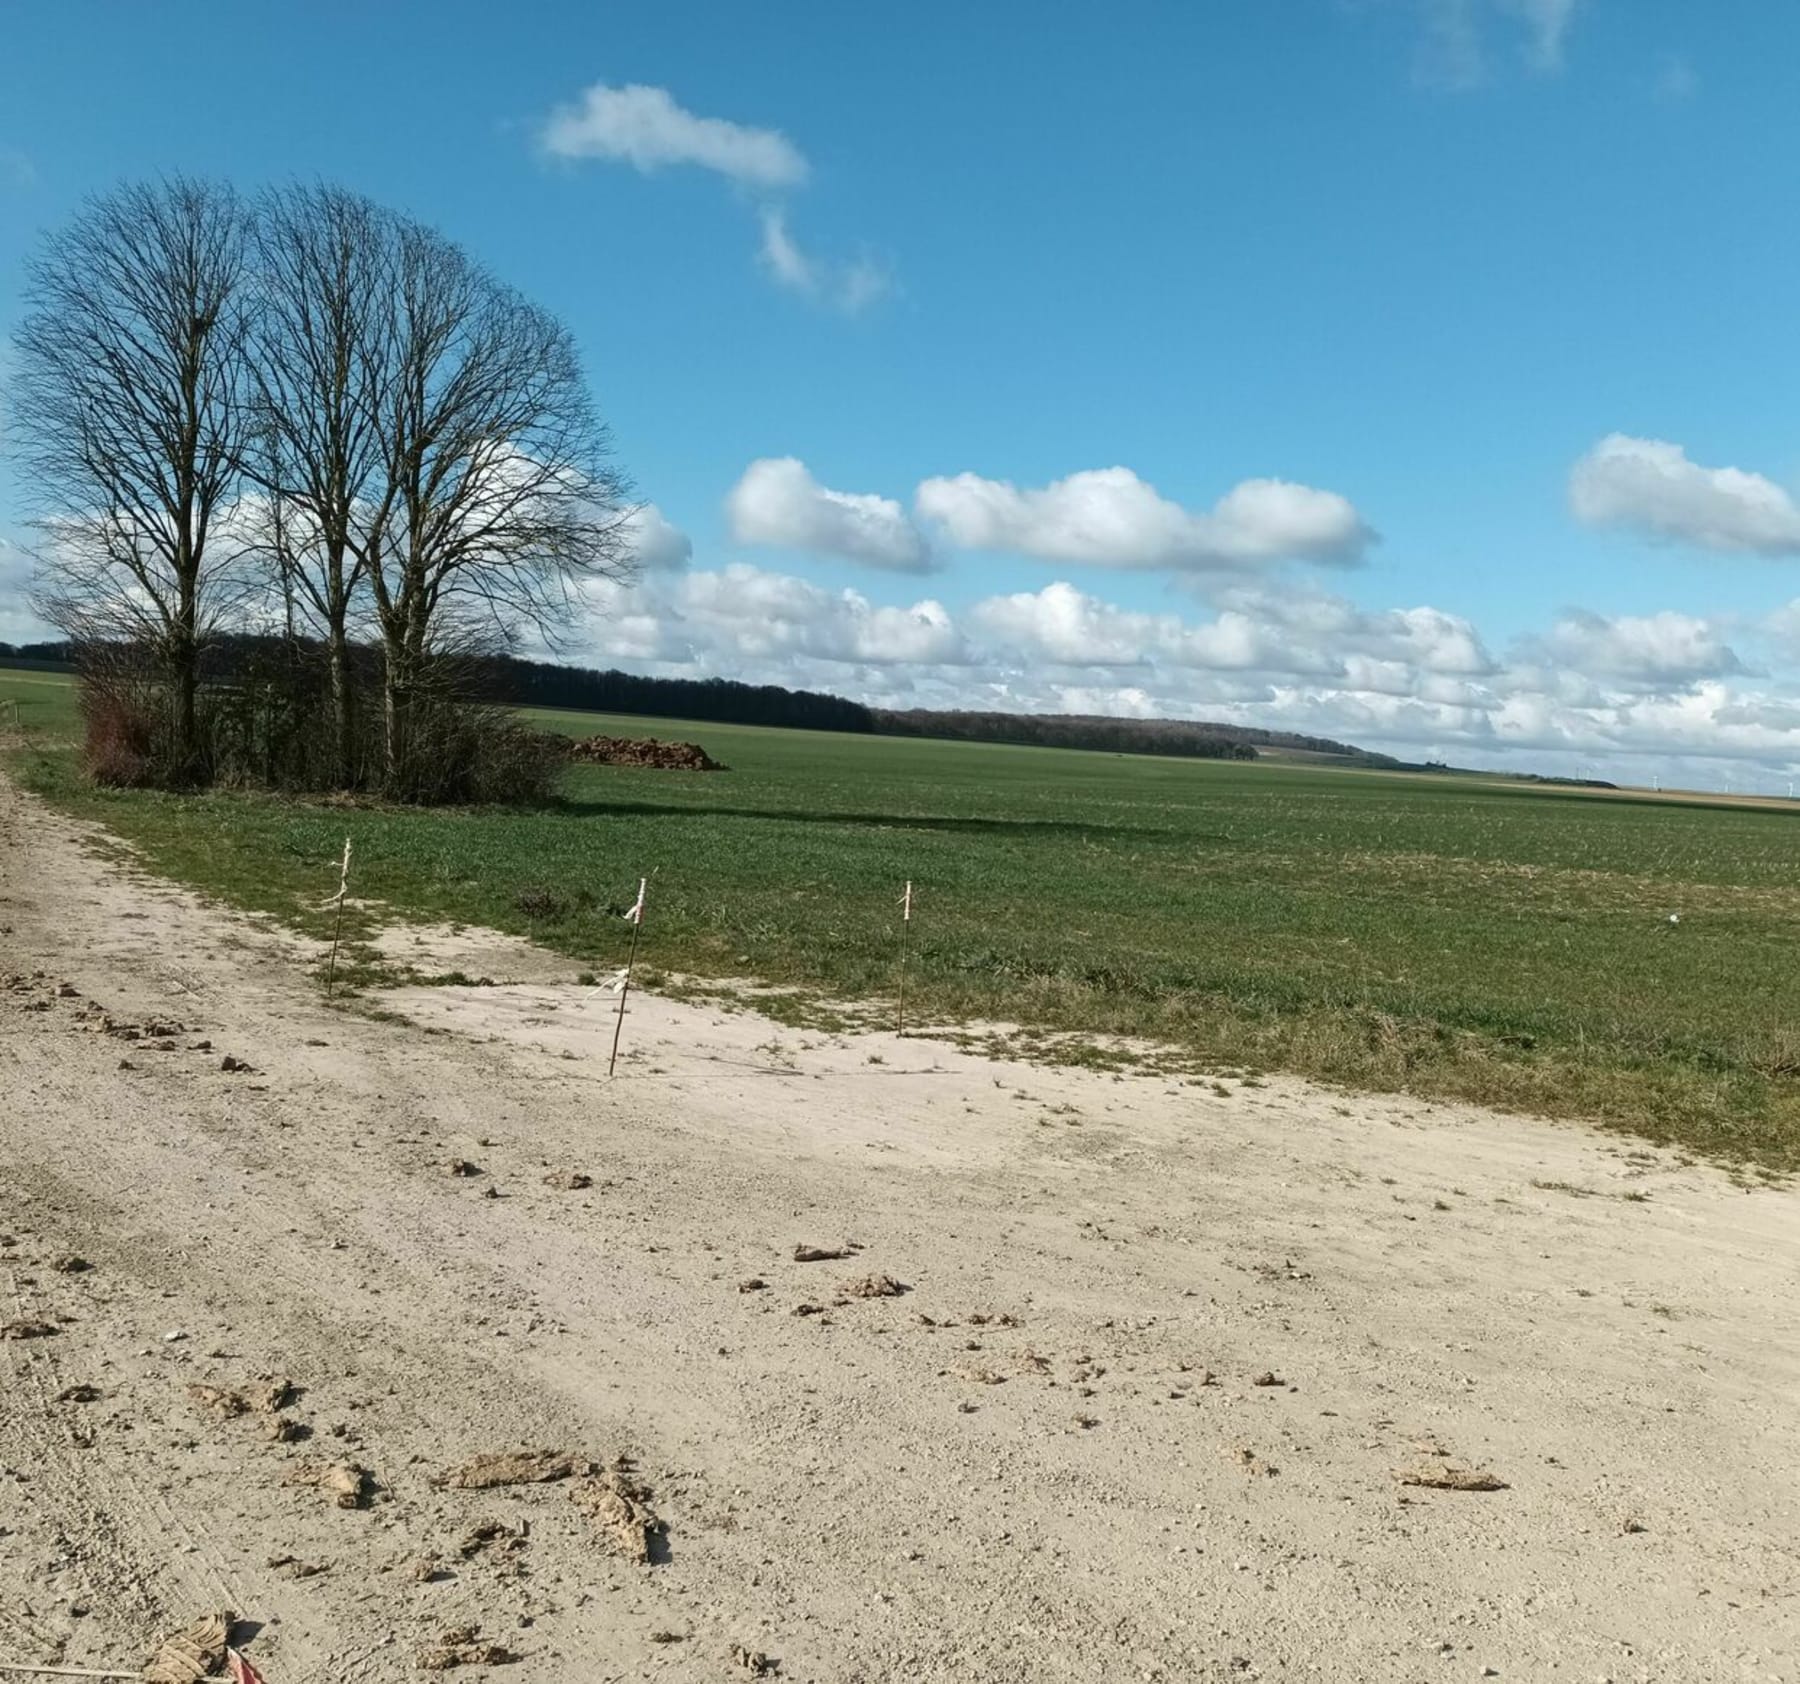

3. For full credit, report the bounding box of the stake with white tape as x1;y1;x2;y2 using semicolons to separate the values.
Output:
608;876;648;1076
896;879;914;1037
322;837;352;998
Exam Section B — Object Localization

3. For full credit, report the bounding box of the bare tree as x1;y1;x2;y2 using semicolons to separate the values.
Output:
244;184;394;785
363;215;633;787
11;177;630;799
11;177;255;773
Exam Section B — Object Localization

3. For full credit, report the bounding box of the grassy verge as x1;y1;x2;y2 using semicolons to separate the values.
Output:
6;666;1800;1173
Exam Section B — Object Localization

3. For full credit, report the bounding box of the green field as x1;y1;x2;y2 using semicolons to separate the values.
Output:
7;664;1800;1171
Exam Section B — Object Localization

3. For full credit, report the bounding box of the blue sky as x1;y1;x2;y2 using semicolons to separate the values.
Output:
6;0;1800;782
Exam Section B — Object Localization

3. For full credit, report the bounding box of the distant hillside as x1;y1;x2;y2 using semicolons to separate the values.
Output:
1;640;1395;767
470;658;1395;765
871;708;1397;765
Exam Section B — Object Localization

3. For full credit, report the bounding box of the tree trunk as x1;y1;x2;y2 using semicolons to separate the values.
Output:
169;610;199;780
382;659;407;795
327;623;354;788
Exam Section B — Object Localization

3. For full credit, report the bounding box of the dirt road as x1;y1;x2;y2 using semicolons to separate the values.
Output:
1;773;1796;1683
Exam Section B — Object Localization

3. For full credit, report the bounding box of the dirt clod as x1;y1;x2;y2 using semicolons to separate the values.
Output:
731;1643;779;1675
188;1378;297;1419
1396;1467;1509;1492
417;1624;515;1670
51;1253;92;1273
447;1159;481;1177
568;1458;663;1563
738;1277;768;1292
288;1459;374;1508
840;1272;907;1298
435;1448;592;1489
188;1383;251;1418
543;1169;592;1190
458;1518;526;1559
0;1318;58;1340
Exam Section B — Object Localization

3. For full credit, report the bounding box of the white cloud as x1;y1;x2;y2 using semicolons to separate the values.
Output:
915;466;1373;571
1569;434;1800;555
538;83;807;189
1540;609;1742;687
757;208;893;315
619;503;691;572
575;562;965;668
556;562;1800;783
970;583;1318;672
0;537;54;644
757;206;811;291
1413;0;1584;86
971;582;1491;683
537;83;892;315
727;457;932;573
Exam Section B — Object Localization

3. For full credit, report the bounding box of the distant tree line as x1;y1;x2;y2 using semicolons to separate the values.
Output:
870;708;1396;763
467;652;879;734
872;708;1255;759
466;661;1393;761
0;639;75;672
1;632;1405;767
8;177;630;802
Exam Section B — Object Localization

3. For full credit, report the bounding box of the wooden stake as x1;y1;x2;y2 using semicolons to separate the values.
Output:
0;1666;141;1680
896;879;913;1037
609;877;647;1077
323;836;352;998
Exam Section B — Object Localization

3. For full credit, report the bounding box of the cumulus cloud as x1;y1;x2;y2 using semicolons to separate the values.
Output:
971;582;1491;685
915;466;1373;572
0;537;53;644
727;458;932;573
618;502;691;573
1569;434;1800;555
1540;609;1742;687
574;562;965;668
971;583;1309;672
538;83;807;189
550;553;1800;785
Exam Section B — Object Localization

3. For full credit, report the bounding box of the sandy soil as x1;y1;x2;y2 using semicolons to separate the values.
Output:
1;772;1797;1684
